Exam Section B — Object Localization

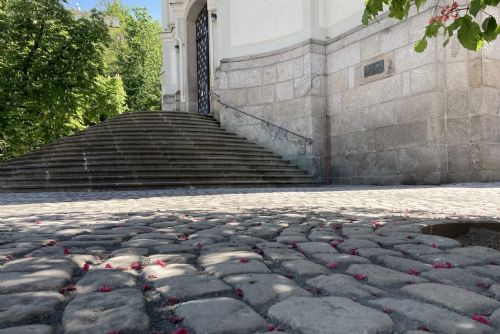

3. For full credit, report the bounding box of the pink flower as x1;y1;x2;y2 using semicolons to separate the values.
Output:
239;258;249;263
63;248;72;255
156;259;167;268
407;269;420;276
327;263;338;270
130;262;142;270
105;263;113;269
234;288;244;299
472;315;491;325
171;329;188;334
353;274;367;281
169;314;184;324
99;285;112;293
82;263;90;272
143;284;152;292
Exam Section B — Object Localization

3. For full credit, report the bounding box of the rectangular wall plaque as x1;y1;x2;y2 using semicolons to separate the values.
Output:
364;60;385;78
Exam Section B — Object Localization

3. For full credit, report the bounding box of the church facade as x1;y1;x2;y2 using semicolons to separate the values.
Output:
160;0;500;185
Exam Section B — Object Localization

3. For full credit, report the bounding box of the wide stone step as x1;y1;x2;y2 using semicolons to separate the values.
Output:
0;160;294;172
0;167;306;177
0;110;317;191
6;150;279;162
0;180;321;192
1;174;315;185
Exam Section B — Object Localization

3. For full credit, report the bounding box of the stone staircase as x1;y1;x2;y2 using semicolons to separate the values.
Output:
0;111;318;192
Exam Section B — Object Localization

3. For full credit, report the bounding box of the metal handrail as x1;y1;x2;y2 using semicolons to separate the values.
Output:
209;90;313;145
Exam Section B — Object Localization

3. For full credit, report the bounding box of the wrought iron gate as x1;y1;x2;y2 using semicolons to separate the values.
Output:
196;5;210;115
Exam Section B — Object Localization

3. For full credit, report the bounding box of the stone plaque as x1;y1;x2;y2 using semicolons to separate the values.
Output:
364;60;385;78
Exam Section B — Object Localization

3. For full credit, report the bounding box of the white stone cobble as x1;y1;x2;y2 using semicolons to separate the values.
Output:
0;185;499;333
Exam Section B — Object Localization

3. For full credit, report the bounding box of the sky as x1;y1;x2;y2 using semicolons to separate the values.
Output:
65;0;162;21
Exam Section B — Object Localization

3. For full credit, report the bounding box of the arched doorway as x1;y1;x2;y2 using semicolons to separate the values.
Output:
196;5;210;115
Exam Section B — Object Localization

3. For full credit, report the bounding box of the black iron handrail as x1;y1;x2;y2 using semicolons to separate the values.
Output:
209;90;313;145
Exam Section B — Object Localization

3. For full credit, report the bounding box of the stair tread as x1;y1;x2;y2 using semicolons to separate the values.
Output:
0;111;317;192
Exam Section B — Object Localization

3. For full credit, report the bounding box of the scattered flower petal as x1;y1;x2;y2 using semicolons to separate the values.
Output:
472;315;491;325
171;328;187;334
166;297;180;306
383;307;393;314
105;263;114;269
431;243;439;248
63;248;72;255
434;262;454;269
239;258;249;263
407;268;421;276
59;285;77;294
99;285;112;293
143;284;152;292
46;240;57;246
476;281;492;289
35;220;42;225
265;323;280;331
418;324;430;332
169;314;184;324
327;263;338;270
348;248;359;255
289;242;297;249
371;220;383;229
82;263;90;272
234;288;244;299
177;235;189;241
130;262;142;270
156;259;167;268
353;274;367;281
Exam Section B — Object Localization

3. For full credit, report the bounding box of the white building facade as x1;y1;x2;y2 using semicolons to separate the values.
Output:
160;0;500;185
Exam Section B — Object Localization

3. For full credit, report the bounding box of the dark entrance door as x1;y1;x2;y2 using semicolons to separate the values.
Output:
196;5;210;115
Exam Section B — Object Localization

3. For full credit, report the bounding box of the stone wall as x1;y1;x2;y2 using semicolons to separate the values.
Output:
327;5;500;185
216;41;327;178
215;3;500;184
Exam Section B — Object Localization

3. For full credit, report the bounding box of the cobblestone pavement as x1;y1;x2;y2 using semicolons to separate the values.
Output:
1;184;500;334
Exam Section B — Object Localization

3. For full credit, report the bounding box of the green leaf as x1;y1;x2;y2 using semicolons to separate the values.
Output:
483;16;498;42
469;0;483;17
425;22;442;38
414;38;428;53
457;15;484;50
414;0;427;11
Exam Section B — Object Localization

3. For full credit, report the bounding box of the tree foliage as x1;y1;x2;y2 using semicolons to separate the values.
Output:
0;0;121;160
0;0;162;161
363;0;500;52
100;0;162;112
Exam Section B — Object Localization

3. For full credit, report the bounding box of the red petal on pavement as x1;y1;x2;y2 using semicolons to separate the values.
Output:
98;285;112;293
130;262;142;270
234;288;244;299
171;329;188;334
82;263;90;272
327;263;338;270
353;274;367;281
156;259;167;268
105;263;113;269
472;315;491;325
63;248;72;255
239;258;249;263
